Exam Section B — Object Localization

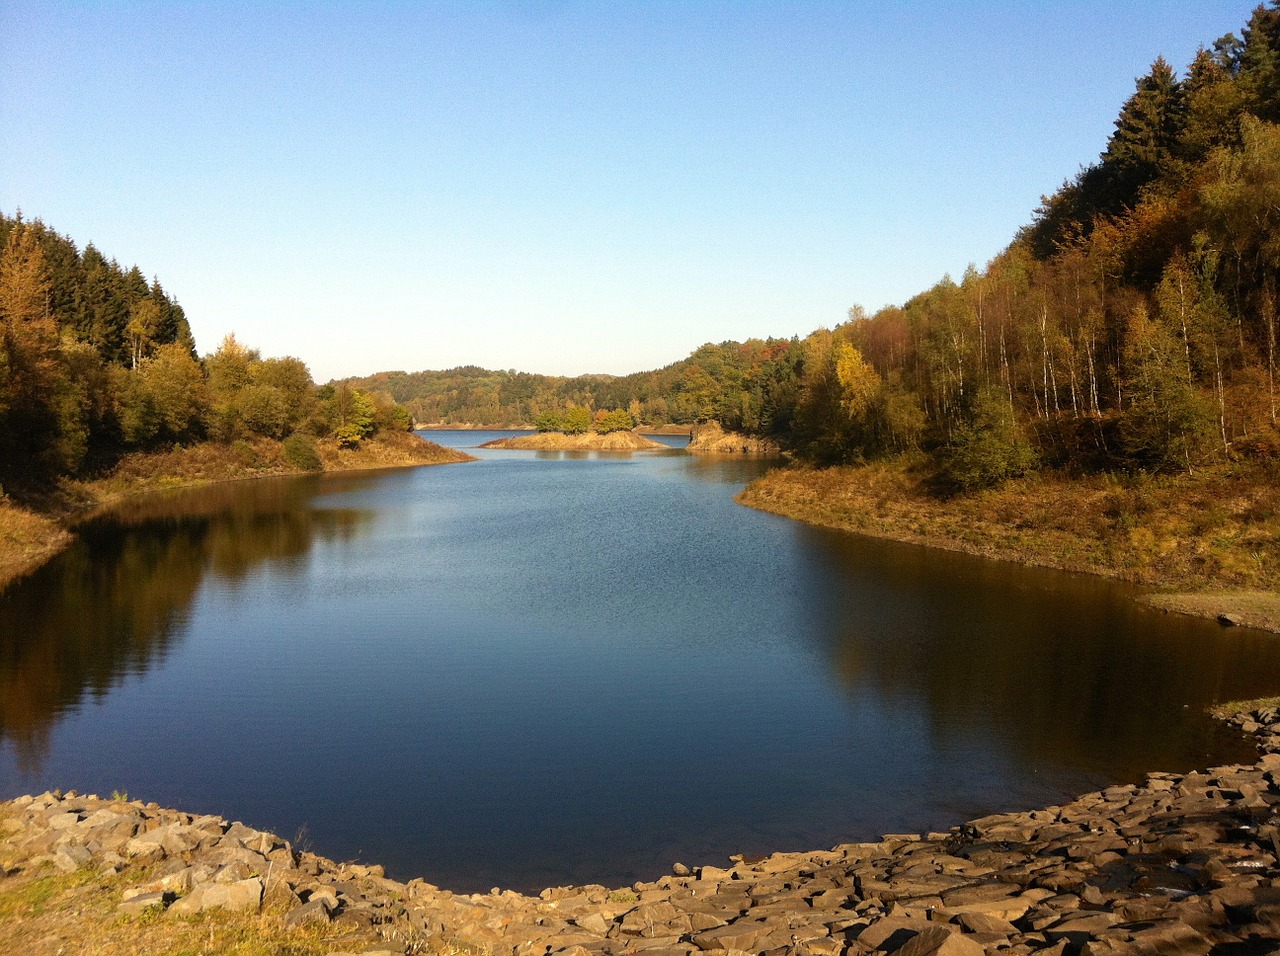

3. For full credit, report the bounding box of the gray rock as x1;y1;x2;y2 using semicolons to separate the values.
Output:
168;877;263;916
119;890;168;916
53;845;92;872
283;898;333;928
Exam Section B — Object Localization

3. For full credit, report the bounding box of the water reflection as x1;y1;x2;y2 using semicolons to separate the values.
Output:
0;477;373;767
799;524;1268;786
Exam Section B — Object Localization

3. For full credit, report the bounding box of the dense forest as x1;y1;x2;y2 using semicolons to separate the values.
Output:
351;3;1280;489
0;215;414;490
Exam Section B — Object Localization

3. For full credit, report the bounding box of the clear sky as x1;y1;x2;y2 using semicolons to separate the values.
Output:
0;1;1254;382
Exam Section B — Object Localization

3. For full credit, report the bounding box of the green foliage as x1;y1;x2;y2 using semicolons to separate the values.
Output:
369;390;413;432
282;432;322;471
1118;305;1216;472
561;405;592;435
937;388;1037;491
593;408;634;433
236;383;292;439
534;411;562;432
329;384;376;446
140;344;206;440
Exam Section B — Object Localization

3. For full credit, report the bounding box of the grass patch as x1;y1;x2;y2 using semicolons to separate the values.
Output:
0;860;360;956
0;502;72;590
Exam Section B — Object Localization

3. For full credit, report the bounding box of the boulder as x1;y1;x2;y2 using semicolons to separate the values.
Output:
894;926;987;956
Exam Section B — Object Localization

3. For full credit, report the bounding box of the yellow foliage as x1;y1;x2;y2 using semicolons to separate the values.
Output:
833;341;881;418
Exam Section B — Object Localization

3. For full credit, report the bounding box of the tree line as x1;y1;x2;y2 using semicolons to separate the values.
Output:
350;3;1280;489
0;214;413;490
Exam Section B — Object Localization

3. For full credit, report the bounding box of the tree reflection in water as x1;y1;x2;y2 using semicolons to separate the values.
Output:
0;476;373;768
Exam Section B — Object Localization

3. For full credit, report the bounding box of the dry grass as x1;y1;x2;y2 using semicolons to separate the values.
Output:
1143;591;1280;632
0;502;72;591
88;432;471;500
0;862;371;956
740;459;1280;625
0;799;392;956
1208;696;1280;719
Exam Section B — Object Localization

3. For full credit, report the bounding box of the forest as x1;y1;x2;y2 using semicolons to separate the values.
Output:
348;3;1280;489
0;215;414;491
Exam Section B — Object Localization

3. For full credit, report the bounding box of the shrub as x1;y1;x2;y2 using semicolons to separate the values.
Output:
283;433;322;471
230;439;260;467
534;411;562;432
594;408;635;434
937;388;1037;491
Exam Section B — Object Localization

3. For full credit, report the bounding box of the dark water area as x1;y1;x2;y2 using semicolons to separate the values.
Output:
1;431;1277;894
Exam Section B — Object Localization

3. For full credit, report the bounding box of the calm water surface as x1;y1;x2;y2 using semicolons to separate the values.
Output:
1;430;1277;892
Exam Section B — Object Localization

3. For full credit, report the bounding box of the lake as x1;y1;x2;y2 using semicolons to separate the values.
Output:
1;430;1277;893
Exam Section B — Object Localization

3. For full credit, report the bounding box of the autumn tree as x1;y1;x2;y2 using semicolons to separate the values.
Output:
594;408;634;433
0;218;62;477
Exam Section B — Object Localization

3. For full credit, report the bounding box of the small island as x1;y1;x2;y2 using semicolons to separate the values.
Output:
481;406;669;450
481;430;667;451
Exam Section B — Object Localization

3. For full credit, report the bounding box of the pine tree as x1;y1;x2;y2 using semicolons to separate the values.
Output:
1239;3;1280;121
1100;57;1187;205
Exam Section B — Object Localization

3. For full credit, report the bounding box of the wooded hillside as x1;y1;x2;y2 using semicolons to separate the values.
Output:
352;3;1280;489
0;215;415;491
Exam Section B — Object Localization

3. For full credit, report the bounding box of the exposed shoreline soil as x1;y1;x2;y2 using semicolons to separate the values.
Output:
0;431;474;592
6;707;1280;955
480;431;668;451
739;460;1280;635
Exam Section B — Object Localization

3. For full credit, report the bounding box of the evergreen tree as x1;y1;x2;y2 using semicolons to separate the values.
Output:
1239;3;1280;121
1100;57;1186;205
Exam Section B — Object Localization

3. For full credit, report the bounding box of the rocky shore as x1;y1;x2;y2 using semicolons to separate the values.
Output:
7;711;1280;955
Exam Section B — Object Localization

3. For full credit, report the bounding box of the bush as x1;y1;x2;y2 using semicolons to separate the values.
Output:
283;433;322;471
534;411;562;432
937;388;1036;491
230;439;260;468
594;408;635;434
561;406;592;434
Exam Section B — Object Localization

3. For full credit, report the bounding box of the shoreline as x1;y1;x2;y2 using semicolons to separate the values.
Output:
738;460;1280;635
5;705;1280;954
0;432;474;592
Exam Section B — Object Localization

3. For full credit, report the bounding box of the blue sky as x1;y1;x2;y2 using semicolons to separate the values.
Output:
0;1;1253;382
